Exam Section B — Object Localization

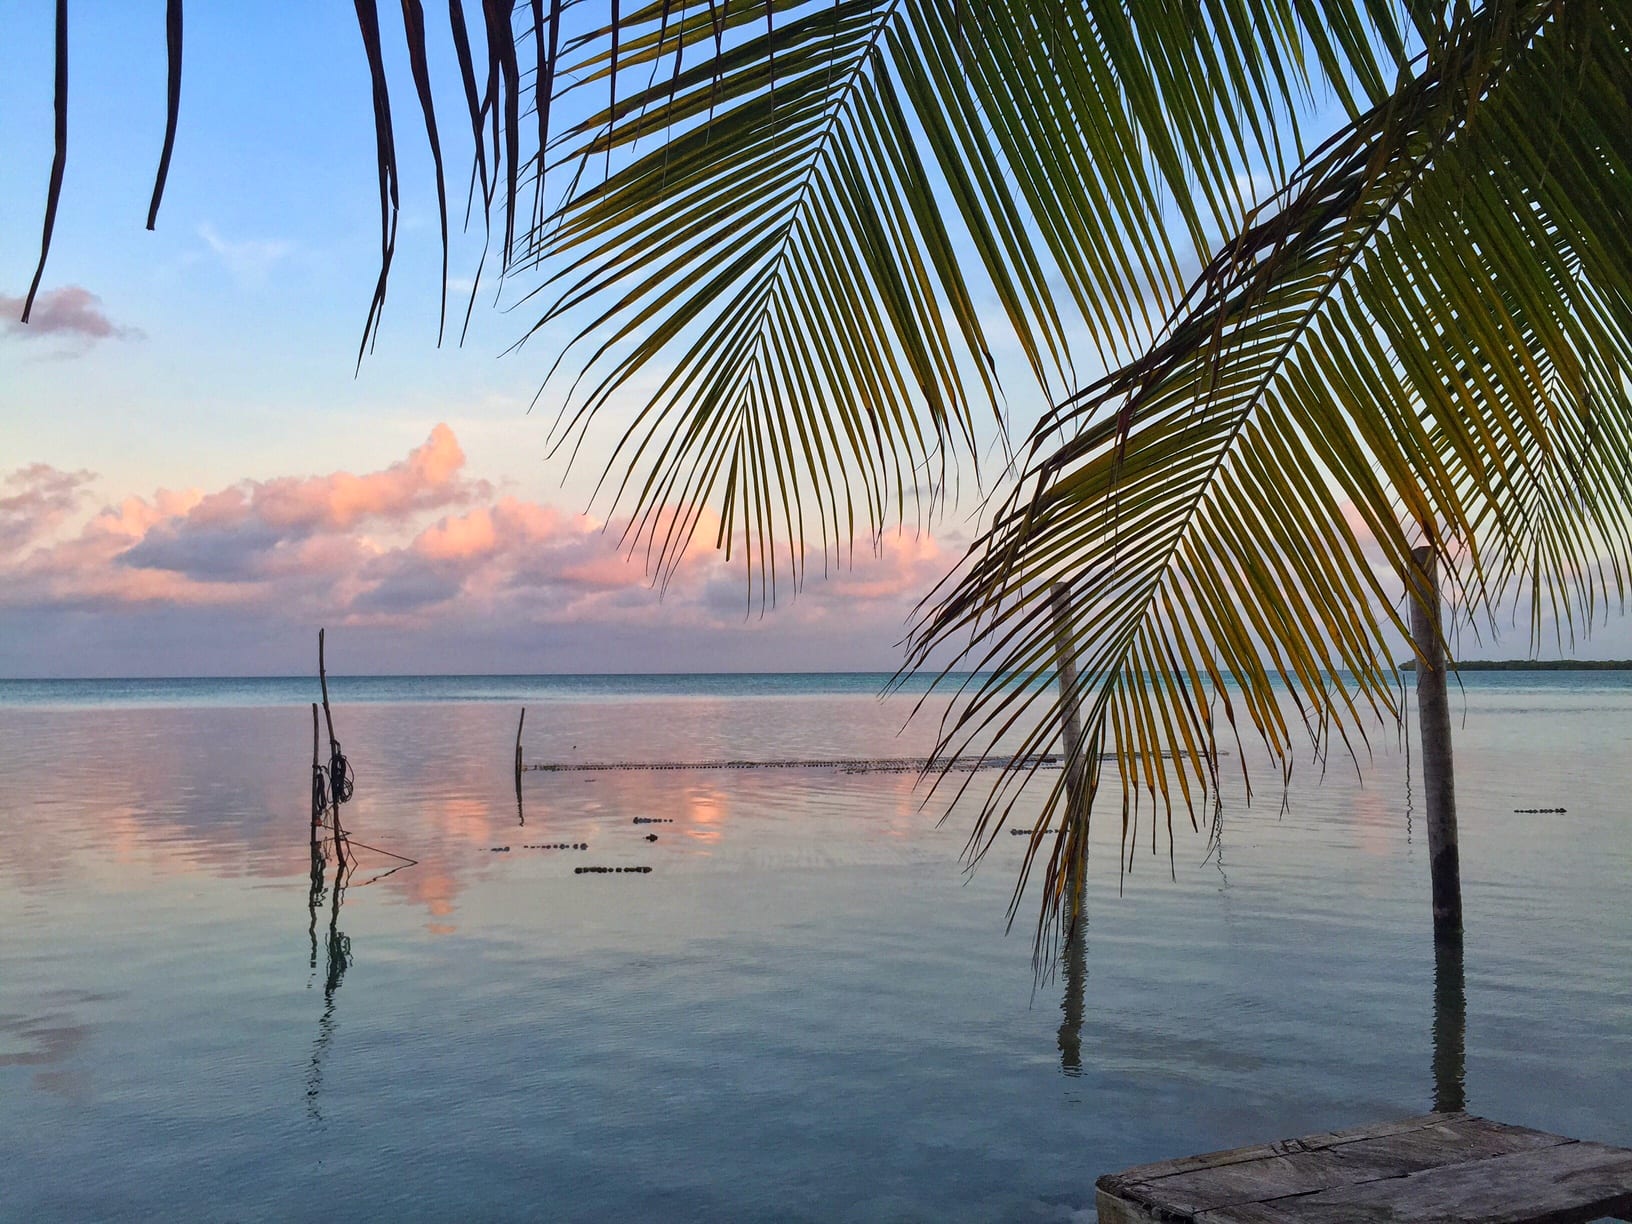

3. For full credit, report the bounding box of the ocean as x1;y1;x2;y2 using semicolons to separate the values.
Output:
2;672;1629;1221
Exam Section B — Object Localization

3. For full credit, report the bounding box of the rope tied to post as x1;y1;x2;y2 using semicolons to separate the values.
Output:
328;739;354;806
312;756;331;819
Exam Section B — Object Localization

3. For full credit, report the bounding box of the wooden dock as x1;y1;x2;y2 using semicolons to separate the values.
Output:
1095;1112;1632;1223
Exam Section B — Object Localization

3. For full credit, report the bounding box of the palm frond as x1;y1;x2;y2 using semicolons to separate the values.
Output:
905;0;1632;958
521;0;1413;592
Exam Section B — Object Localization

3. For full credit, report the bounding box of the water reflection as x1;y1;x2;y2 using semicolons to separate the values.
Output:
1057;896;1087;1076
4;686;1632;1221
1432;936;1467;1113
1205;796;1230;888
305;819;353;1121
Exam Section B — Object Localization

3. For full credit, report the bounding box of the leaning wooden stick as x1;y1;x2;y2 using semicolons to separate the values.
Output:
514;706;526;825
311;702;324;829
318;628;338;762
316;627;353;809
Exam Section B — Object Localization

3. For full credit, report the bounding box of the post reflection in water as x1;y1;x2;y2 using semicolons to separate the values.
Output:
305;818;353;1122
1054;832;1091;1077
1432;935;1467;1114
1057;896;1087;1076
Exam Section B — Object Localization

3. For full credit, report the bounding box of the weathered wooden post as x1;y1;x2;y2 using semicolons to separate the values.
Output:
316;628;348;874
308;701;326;969
514;706;526;825
515;707;526;782
1408;545;1462;943
317;628;338;770
1050;581;1089;913
311;702;323;829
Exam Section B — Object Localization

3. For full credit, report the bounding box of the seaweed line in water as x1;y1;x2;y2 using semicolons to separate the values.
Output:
533;754;1077;774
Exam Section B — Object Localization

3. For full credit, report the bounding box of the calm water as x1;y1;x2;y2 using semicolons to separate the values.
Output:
2;674;1629;1221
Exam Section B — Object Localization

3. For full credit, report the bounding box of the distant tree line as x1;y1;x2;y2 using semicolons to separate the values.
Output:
1398;660;1632;671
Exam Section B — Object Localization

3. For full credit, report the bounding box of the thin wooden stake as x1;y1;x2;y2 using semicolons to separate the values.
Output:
311;702;322;829
318;627;338;757
515;706;526;779
1409;545;1462;943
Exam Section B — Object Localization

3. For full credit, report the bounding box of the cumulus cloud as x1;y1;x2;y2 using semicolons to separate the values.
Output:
2;287;138;346
0;464;96;554
0;426;954;671
118;424;487;582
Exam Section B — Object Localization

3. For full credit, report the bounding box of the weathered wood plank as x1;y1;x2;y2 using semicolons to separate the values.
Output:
1111;1116;1574;1215
1192;1141;1632;1224
1099;1113;1457;1192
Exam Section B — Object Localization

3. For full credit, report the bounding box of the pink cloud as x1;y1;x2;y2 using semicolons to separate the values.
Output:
1;464;95;553
2;286;138;345
251;424;479;531
0;425;957;671
115;426;487;582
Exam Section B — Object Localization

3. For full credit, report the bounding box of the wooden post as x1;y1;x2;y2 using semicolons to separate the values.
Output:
515;707;526;781
514;706;526;826
317;627;338;756
1050;581;1089;910
311;703;322;829
1408;545;1462;943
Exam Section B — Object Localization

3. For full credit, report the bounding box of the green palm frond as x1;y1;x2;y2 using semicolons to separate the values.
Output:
904;0;1632;956
525;0;1413;591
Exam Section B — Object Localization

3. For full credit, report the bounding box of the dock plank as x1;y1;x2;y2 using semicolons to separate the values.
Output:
1097;1114;1632;1223
1102;1114;1453;1189
1104;1116;1568;1215
1194;1140;1632;1223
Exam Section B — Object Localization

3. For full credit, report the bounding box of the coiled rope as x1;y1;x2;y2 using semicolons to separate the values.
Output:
327;739;354;806
311;757;331;819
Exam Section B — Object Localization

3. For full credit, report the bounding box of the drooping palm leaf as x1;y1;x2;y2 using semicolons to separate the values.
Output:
524;0;1414;591
903;0;1632;957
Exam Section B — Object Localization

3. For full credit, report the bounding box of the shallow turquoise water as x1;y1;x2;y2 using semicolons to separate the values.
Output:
1;677;1629;1220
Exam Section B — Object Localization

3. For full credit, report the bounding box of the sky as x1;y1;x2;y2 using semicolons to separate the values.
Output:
0;2;987;677
4;3;1629;677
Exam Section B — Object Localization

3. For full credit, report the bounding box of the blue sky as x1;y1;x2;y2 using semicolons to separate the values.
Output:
3;3;1629;676
0;3;980;676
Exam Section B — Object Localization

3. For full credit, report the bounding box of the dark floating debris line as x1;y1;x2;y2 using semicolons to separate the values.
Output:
1513;807;1567;813
575;866;653;874
491;843;590;852
532;754;1075;774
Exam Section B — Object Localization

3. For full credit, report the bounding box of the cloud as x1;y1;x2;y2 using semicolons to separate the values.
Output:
1;287;138;346
198;223;296;283
119;424;487;581
0;425;956;672
0;464;96;554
